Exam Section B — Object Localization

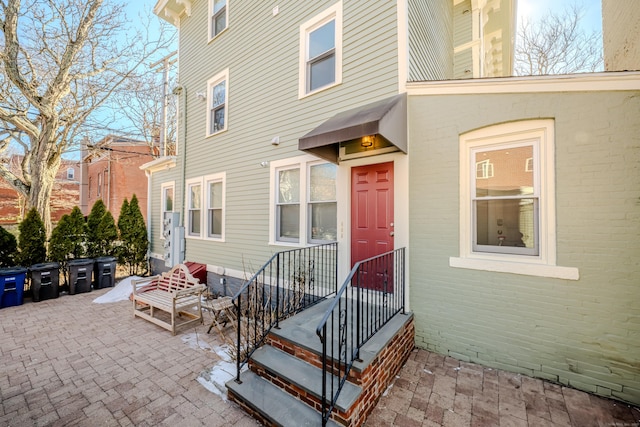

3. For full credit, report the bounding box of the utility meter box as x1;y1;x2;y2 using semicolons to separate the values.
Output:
163;212;184;267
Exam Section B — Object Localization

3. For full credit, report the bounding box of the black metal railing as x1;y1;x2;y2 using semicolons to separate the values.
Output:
315;248;406;426
233;242;338;382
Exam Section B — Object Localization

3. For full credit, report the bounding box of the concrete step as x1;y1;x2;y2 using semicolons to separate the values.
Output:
251;345;362;413
226;370;340;427
270;297;413;374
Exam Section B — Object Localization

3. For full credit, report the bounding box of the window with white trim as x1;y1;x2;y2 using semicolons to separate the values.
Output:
209;0;228;40
67;168;75;180
308;163;337;242
206;69;228;136
205;173;225;240
185;174;226;240
272;157;337;244
186;179;202;237
451;120;578;280
472;142;538;256
299;2;342;98
161;182;174;239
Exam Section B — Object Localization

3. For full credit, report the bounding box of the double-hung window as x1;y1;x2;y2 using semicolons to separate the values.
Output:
451;120;578;280
67;168;75;180
308;163;337;242
206;69;228;136
209;0;228;40
472;143;538;256
205;173;225;240
186;180;201;237
185;175;226;240
299;2;342;97
276;167;301;242
272;157;337;245
161;182;175;238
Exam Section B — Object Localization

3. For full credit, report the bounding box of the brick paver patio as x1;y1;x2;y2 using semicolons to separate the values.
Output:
1;286;638;426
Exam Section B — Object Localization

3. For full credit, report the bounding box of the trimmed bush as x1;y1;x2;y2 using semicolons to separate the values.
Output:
117;194;148;275
86;199;107;258
17;208;46;267
96;211;118;256
49;206;87;286
0;225;17;267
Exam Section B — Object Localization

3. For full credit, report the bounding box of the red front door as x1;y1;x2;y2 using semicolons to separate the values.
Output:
351;162;394;290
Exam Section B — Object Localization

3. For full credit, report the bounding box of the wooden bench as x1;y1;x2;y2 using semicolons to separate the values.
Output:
132;264;206;335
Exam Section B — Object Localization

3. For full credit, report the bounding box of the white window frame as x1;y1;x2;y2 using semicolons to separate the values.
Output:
206;69;229;137
275;165;301;243
160;181;175;240
204;172;226;241
67;168;75;180
185;178;203;238
450;120;579;280
307;162;338;244
208;0;228;41
298;2;343;99
270;155;338;246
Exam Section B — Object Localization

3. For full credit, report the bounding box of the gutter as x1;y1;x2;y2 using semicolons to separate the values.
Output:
173;84;187;227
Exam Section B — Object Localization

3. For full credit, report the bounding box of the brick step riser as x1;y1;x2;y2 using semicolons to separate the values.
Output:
248;318;415;427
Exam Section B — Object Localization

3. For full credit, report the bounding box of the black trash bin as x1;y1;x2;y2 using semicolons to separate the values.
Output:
0;267;28;308
94;256;116;289
68;258;94;295
30;262;60;302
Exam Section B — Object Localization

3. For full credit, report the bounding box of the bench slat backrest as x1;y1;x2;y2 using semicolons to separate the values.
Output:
155;265;200;292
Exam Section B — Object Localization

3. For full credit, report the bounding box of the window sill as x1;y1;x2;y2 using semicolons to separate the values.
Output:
449;257;579;280
204;237;225;243
208;27;228;44
205;128;228;138
298;81;341;100
270;240;302;248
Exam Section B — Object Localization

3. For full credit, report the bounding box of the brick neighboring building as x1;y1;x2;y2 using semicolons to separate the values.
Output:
80;135;157;223
0;155;79;225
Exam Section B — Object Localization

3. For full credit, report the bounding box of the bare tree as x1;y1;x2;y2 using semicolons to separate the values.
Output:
514;3;603;76
110;66;178;156
0;0;174;234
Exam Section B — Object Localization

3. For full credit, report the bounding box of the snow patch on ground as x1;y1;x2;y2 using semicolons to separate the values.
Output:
195;343;243;400
92;276;142;303
181;332;215;352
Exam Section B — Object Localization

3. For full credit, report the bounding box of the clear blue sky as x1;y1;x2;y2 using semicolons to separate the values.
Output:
518;0;602;34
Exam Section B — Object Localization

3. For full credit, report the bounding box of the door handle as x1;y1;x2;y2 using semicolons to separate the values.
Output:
390;231;395;236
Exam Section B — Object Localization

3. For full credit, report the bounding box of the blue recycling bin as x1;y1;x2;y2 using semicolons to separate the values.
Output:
0;267;28;308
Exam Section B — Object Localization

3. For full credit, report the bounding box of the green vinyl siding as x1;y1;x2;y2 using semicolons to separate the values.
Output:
408;0;452;81
453;0;473;78
408;90;640;405
164;1;399;273
453;0;472;46
453;50;473;78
